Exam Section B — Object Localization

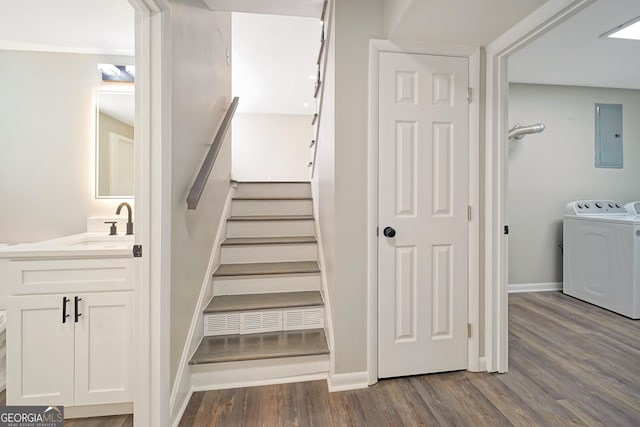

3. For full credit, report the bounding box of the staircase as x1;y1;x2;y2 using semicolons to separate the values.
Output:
189;181;329;387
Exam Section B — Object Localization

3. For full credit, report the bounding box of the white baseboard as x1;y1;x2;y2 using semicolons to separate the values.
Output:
65;403;133;419
191;355;329;391
508;282;562;293
327;371;369;392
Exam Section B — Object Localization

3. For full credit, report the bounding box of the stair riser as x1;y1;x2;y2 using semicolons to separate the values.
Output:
235;183;311;199
227;220;315;238
231;200;312;217
213;273;321;296
204;307;324;336
220;244;318;264
190;355;329;391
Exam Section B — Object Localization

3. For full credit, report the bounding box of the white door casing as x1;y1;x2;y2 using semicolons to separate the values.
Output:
377;52;469;378
484;0;594;373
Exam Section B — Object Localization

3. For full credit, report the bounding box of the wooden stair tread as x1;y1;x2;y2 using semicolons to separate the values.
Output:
189;329;329;365
222;236;317;246
204;291;323;313
227;215;314;222
213;261;320;277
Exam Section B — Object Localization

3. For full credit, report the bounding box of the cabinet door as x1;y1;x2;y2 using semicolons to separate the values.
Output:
73;292;134;405
7;295;75;406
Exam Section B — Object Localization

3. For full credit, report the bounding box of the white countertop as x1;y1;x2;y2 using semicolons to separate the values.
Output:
0;232;134;258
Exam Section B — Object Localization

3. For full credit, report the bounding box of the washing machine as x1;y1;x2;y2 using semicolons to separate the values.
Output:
625;201;640;216
563;200;640;319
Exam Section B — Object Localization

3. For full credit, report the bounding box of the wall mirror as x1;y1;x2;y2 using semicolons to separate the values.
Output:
95;89;135;198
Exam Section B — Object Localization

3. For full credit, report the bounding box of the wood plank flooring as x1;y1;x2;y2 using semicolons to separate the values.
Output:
1;291;638;426
0;389;133;426
180;292;640;426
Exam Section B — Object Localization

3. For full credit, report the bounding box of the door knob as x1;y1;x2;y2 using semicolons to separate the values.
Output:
383;226;396;238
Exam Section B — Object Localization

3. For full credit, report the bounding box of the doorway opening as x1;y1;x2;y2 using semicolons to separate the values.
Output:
483;0;640;372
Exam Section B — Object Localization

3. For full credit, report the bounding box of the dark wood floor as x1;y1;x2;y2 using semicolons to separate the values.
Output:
0;389;133;426
179;292;640;426
2;292;639;426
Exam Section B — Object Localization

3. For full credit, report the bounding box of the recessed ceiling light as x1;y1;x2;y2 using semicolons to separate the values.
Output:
308;74;315;80
603;16;640;41
303;103;310;107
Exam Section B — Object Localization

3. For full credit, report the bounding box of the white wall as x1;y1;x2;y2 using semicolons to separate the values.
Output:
330;0;384;374
508;83;640;285
167;0;232;398
0;51;134;243
232;113;313;181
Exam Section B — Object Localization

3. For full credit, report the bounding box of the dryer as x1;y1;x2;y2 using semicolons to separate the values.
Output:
563;200;640;319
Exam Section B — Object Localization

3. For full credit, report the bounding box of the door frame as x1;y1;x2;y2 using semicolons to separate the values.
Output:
484;0;595;373
129;0;172;425
367;40;481;384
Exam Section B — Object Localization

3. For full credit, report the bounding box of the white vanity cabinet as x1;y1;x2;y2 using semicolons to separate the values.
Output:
4;255;134;415
7;292;134;406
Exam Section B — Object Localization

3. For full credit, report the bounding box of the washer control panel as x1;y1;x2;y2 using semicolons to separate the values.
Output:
565;200;626;215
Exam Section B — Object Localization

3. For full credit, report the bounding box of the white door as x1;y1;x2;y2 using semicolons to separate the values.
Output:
378;52;469;378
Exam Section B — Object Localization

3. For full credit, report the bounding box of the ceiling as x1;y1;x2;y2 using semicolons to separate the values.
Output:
5;0;637;119
386;0;548;46
0;0;134;55
204;0;324;18
232;13;320;115
508;0;640;89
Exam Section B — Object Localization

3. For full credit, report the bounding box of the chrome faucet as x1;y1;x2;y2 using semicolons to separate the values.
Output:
116;202;134;235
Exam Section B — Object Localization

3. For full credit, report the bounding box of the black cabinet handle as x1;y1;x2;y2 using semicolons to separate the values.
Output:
74;296;83;323
62;296;70;324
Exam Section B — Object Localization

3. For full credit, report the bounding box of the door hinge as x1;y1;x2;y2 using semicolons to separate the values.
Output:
504;225;509;235
468;205;472;221
133;245;142;257
467;323;472;338
467;88;472;104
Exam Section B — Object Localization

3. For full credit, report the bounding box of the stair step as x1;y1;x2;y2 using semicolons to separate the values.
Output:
234;181;311;198
227;215;314;221
226;216;316;238
233;197;313;201
220;237;317;264
222;236;317;246
213;261;320;277
189;329;329;365
205;291;323;313
231;198;313;216
213;273;321;296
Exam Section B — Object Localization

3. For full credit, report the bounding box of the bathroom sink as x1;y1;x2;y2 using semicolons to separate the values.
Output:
0;232;134;258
